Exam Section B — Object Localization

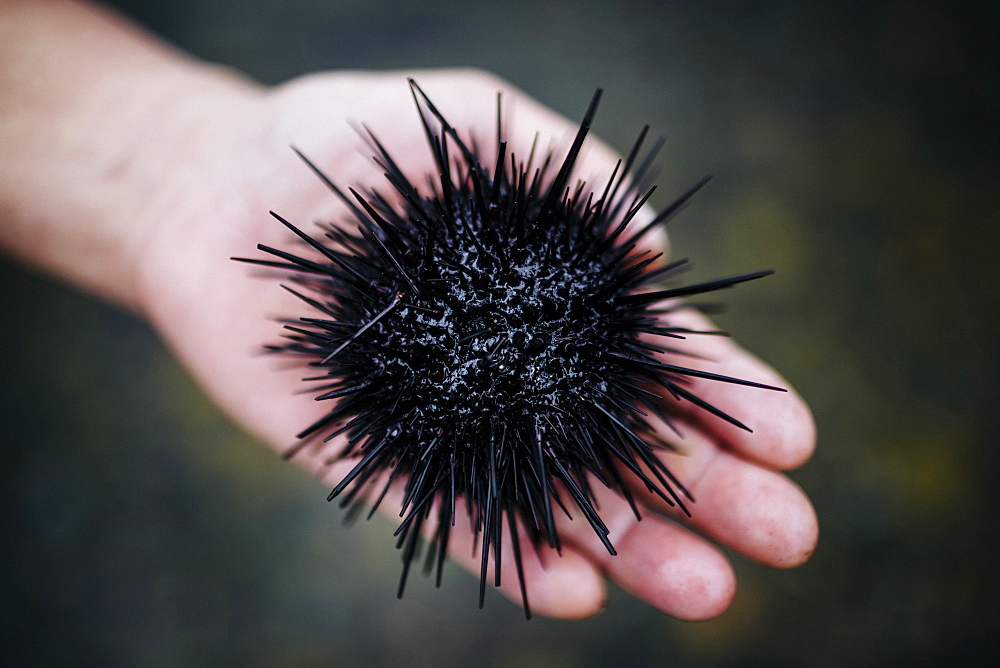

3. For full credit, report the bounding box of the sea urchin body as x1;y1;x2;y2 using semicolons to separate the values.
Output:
236;81;781;617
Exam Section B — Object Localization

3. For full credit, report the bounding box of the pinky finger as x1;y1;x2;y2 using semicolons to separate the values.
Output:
444;515;608;620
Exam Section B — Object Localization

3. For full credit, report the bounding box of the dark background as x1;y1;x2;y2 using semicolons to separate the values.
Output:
3;0;998;664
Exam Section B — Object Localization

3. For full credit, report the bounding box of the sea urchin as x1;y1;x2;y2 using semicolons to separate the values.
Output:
236;81;781;617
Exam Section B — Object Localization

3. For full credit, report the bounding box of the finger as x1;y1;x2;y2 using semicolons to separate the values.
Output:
553;483;735;620
636;419;819;569
658;308;816;471
445;514;607;620
303;452;606;619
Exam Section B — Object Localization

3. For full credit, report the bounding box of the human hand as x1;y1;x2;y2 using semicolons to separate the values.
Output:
132;69;818;620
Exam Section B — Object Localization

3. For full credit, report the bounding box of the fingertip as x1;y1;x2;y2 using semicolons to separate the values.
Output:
499;547;606;619
772;386;817;471
535;550;607;619
768;478;819;569
735;377;817;471
604;517;736;621
662;542;737;621
659;310;817;471
702;463;819;569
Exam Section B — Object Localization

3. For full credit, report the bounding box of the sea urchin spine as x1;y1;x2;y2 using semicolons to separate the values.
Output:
236;81;782;617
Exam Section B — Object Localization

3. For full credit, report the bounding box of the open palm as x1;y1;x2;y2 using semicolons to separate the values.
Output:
134;69;817;620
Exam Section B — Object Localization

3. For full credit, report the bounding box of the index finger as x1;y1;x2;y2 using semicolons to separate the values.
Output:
659;308;816;470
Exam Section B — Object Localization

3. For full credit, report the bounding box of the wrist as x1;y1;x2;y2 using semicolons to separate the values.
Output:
106;63;266;313
0;0;264;311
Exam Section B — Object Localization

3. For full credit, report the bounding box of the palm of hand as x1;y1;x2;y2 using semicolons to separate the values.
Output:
135;70;817;619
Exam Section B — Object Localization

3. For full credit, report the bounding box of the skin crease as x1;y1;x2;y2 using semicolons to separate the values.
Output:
0;1;818;621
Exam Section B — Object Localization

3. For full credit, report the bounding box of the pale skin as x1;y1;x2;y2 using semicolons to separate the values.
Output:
0;0;818;620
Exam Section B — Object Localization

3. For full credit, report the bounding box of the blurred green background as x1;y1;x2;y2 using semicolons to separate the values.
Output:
3;0;998;664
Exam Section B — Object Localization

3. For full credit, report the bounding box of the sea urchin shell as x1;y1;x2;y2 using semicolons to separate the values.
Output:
236;81;781;617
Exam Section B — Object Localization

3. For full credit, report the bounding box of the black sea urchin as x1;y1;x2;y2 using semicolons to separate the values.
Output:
237;81;781;617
